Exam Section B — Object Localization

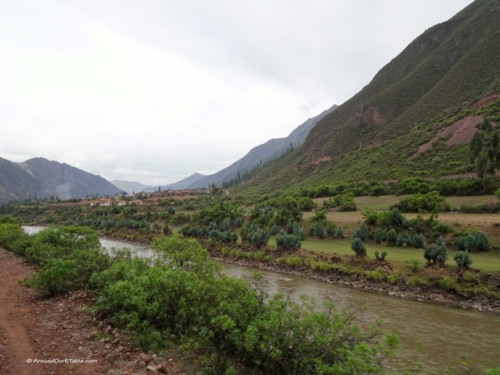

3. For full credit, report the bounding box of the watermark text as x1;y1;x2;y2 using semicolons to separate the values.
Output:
26;358;97;365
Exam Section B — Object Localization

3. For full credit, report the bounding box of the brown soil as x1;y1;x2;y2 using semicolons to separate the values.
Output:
470;93;500;109
0;248;197;375
417;115;484;154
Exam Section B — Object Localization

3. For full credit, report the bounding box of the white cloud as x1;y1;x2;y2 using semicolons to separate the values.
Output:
0;0;472;184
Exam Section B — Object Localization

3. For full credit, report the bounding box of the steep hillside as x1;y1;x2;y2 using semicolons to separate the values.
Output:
243;0;500;192
187;105;337;188
0;157;121;203
0;158;40;203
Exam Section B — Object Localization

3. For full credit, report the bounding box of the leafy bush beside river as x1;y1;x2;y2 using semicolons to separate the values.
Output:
0;218;397;375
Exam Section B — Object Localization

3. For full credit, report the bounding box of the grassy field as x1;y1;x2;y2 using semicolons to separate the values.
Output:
307;195;500;248
313;195;498;211
301;238;500;273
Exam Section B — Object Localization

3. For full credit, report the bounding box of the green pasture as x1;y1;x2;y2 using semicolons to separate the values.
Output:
301;238;500;273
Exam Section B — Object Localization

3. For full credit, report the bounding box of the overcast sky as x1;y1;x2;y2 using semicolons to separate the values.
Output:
0;0;472;185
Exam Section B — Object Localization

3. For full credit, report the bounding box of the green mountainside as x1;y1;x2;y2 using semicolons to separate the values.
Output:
241;0;500;193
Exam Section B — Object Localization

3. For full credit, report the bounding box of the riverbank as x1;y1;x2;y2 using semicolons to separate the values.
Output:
20;226;500;313
210;253;500;314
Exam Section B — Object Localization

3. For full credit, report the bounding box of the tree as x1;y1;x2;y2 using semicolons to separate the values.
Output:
470;121;500;190
351;238;366;257
454;251;472;271
424;236;447;268
353;223;369;241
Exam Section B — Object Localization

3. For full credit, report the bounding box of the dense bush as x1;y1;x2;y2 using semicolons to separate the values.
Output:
92;235;395;374
310;222;326;239
323;193;357;211
179;224;209;239
454;251;473;271
393;191;450;213
26;247;109;296
250;196;303;228
0;225;109;296
286;222;305;240
24;226;100;266
363;209;409;229
411;233;427;249
424;237;448;268
276;230;301;251
351;238;367;257
454;231;491;252
0;222;29;254
240;224;270;249
353;223;369;241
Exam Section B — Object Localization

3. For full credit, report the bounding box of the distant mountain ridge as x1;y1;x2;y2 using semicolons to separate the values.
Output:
111;180;156;194
111;173;208;194
184;104;337;188
0;157;121;204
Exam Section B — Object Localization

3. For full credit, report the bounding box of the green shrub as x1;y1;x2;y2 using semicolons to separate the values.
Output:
366;269;387;281
0;223;29;253
462;270;480;283
406;259;422;272
241;224;270;249
276;231;301;251
306;258;331;271
454;251;473;271
310;222;326;239
286;222;305;240
351;238;367;257
27;247;109;296
374;227;386;244
454;231;491;252
353;223;369;241
424;237;447;267
374;250;388;262
0;214;21;225
406;275;429;287
438;276;457;291
243;295;396;375
386;229;398;246
411;233;427;249
387;273;401;284
25;226;100;266
393;191;450;212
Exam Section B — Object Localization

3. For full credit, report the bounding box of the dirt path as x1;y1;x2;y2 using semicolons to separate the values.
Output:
0;248;196;375
0;248;41;375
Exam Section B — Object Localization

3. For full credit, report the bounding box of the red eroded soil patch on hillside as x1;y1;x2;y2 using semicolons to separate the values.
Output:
417;115;484;154
0;248;195;375
470;93;500;109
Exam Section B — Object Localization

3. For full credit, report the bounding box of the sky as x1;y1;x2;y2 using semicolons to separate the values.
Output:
0;0;473;185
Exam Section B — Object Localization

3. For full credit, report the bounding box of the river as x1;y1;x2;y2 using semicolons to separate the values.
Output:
23;226;500;373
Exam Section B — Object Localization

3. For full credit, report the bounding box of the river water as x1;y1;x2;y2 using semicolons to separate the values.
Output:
23;226;500;373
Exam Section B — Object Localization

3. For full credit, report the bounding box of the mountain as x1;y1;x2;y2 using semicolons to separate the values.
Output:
0;157;121;204
111;180;156;194
242;0;500;192
185;105;337;189
162;173;206;190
